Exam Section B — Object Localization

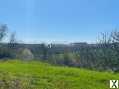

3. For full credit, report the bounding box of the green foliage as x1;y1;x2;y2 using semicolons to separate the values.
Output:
48;52;80;66
0;25;119;72
0;47;14;59
17;48;34;60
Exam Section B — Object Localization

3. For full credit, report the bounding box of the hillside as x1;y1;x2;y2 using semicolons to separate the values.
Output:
0;60;118;89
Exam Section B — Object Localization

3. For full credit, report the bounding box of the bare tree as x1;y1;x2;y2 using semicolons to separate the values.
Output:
9;32;17;44
8;32;18;49
111;30;119;43
0;24;7;42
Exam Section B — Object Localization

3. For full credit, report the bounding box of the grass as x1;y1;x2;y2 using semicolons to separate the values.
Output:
0;60;118;89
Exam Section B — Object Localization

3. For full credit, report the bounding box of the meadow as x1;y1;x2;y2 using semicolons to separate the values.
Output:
0;60;118;89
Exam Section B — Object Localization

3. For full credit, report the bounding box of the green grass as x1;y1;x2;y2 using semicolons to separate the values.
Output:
0;60;118;89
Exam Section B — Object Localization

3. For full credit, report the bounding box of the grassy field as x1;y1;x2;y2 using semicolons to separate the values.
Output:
0;60;118;89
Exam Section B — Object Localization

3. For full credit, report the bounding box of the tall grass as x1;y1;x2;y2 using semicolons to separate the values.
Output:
0;60;118;89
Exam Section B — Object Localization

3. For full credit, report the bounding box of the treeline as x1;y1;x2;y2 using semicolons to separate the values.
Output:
0;24;119;72
41;31;119;72
30;31;119;72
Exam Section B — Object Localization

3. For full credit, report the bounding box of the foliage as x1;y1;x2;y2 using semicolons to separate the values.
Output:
17;48;34;60
47;52;80;67
0;24;119;72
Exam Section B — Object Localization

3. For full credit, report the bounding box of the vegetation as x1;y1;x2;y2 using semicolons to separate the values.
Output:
0;24;119;72
0;60;118;89
0;24;119;88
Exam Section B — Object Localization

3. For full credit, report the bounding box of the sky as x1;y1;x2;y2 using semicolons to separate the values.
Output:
0;0;119;43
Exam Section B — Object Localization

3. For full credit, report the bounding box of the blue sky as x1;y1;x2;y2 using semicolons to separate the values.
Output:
0;0;119;43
